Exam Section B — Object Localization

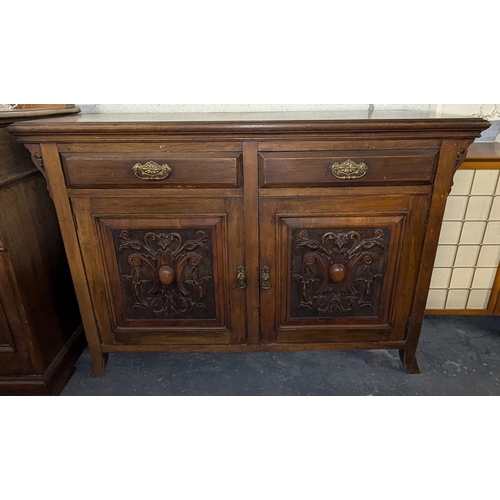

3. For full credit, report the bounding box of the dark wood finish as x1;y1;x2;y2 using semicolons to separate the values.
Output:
61;152;243;189
494;272;500;316
15;105;75;110
260;196;430;346
492;262;500;316
259;149;439;188
426;309;493;316
0;110;83;395
71;196;246;347
243;142;261;345
0;106;79;121
9;111;489;375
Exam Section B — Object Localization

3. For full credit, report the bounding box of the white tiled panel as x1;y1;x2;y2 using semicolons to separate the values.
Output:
465;197;493;221
450;268;475;289
471;171;499;196
426;290;448;309
472;268;497;289
434;246;457;268
483;222;500;244
428;166;500;312
450;171;475;196
439;222;463;245
467;290;492;309
443;196;469;221
430;268;452;289
491;197;500;220
460;222;487;245
477;246;500;267
446;290;470;309
454;246;481;267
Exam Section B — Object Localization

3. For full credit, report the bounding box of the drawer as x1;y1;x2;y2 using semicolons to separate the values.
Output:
259;149;440;188
61;152;243;189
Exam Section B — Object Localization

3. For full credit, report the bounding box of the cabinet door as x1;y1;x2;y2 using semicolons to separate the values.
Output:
0;252;34;375
73;196;246;347
260;193;431;344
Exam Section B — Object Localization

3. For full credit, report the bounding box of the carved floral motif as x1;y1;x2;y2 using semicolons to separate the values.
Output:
116;229;216;319
291;228;390;318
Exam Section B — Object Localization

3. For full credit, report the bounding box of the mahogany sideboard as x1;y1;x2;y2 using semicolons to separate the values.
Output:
0;108;84;395
8;111;490;377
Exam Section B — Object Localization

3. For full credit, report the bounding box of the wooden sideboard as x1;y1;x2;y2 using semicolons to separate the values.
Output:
9;111;489;376
0;108;84;395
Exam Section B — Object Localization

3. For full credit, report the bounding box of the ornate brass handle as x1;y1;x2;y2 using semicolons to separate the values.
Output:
329;159;369;180
237;266;247;290
133;161;172;181
262;266;271;290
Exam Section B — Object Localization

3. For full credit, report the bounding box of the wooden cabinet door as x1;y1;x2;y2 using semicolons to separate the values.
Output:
260;193;431;344
72;196;246;348
0;252;34;375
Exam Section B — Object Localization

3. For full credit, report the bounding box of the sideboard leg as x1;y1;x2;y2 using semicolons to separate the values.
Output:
89;351;109;378
400;349;421;375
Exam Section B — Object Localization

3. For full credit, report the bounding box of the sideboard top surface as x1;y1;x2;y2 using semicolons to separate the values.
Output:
8;111;490;139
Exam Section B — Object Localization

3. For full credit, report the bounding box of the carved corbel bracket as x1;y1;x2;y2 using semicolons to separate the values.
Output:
25;143;44;174
455;148;467;171
24;144;52;198
449;139;478;195
454;138;478;171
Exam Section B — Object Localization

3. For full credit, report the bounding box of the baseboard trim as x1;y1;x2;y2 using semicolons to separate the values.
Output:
0;325;86;396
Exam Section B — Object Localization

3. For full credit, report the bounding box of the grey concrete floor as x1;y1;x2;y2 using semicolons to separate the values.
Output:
61;316;500;396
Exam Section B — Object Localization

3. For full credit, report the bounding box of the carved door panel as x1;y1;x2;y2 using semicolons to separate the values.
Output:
72;196;246;347
260;194;431;344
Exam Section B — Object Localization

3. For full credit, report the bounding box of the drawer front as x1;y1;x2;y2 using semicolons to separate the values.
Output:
61;152;243;189
259;149;440;188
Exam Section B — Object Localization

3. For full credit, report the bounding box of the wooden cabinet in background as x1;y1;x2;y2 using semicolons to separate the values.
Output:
9;112;489;377
0;108;84;395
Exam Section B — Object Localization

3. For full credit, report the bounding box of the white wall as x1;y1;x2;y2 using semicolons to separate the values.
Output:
436;104;500;120
76;104;430;114
76;104;499;117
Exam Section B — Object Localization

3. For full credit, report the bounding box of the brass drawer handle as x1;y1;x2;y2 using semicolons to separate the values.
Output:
329;160;369;180
262;266;271;290
133;161;172;181
237;266;247;289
